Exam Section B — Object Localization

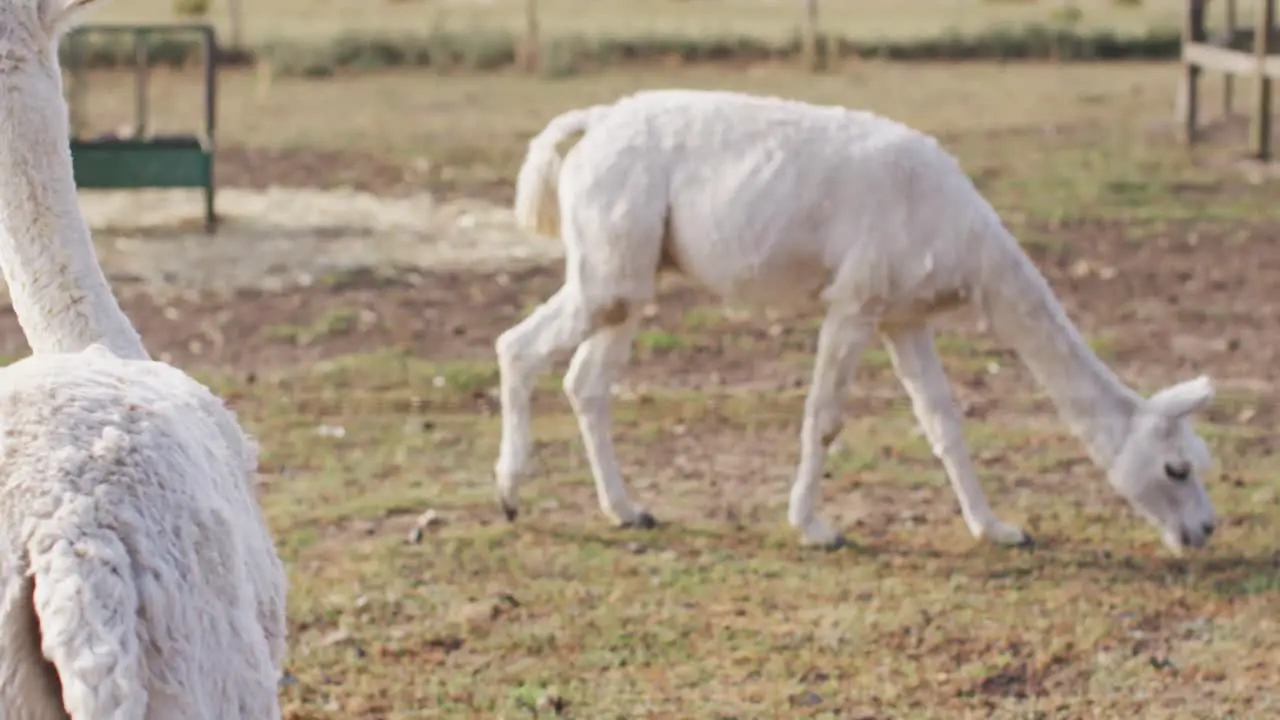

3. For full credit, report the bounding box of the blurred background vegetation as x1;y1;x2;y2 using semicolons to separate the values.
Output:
65;0;1264;76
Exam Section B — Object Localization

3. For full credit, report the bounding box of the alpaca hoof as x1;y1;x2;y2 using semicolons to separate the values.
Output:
796;518;845;549
494;469;519;522
620;511;658;530
822;533;849;551
979;520;1032;548
801;533;847;552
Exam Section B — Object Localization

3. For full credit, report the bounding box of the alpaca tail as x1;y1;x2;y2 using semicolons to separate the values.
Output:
1;543;71;717
513;103;609;240
27;513;148;719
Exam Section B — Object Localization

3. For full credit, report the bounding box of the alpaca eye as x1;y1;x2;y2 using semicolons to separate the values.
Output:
1164;462;1191;482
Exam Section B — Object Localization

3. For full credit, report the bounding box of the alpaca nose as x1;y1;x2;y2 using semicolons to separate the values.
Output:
1179;522;1215;548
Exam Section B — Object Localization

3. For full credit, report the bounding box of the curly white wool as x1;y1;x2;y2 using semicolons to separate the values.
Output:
495;87;1217;555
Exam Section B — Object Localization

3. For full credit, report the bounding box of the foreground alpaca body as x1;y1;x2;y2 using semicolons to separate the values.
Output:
495;88;1219;553
0;348;285;719
0;1;286;717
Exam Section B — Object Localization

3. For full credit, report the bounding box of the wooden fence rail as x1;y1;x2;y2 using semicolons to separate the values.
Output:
1182;0;1278;159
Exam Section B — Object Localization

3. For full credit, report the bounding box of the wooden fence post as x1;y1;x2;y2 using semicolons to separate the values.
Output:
522;0;540;73
802;0;823;72
1182;0;1205;144
1252;0;1275;159
227;0;244;50
1224;0;1237;115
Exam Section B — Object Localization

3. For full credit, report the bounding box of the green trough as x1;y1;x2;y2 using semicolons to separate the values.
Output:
64;24;219;232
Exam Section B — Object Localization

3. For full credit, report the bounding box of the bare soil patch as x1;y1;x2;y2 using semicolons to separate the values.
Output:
33;60;1280;717
68;184;553;294
0;214;1272;409
216;145;428;197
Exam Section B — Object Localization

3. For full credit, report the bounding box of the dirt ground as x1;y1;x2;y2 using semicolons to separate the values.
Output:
11;69;1280;715
141;145;1278;718
4;144;1272;396
53;216;1280;391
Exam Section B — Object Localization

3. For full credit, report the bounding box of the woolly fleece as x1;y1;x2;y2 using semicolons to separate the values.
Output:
496;88;1219;553
0;345;285;719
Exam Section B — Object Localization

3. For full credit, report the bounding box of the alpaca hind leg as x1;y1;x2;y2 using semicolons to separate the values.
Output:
788;309;873;548
495;285;594;519
883;325;1032;547
562;312;652;527
0;577;67;719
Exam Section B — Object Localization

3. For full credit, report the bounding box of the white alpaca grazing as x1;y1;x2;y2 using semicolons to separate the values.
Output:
0;1;287;717
494;88;1219;554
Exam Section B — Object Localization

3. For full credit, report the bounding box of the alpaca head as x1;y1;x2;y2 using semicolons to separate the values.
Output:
0;0;105;146
0;0;102;73
1107;375;1217;554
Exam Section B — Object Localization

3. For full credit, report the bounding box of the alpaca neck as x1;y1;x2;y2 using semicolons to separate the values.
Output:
975;221;1137;468
0;84;148;361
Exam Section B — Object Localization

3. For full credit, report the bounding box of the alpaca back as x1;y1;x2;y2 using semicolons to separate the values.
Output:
0;348;284;719
558;89;997;313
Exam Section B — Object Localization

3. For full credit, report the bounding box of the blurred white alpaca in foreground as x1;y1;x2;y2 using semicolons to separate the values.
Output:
494;88;1219;554
0;1;287;717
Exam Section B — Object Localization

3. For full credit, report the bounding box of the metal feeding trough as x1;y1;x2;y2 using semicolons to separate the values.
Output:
64;23;219;232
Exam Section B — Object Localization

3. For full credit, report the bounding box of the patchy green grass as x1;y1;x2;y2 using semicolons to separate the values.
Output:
75;59;1278;229
266;307;360;346
194;324;1280;718
635;329;688;353
57;39;1280;717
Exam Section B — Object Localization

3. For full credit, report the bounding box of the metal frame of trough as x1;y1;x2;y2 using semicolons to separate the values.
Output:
64;24;219;232
1182;0;1277;159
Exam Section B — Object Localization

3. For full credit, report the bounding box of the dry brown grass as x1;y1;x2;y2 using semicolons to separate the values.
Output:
74;58;1261;201
55;57;1280;717
93;0;1204;43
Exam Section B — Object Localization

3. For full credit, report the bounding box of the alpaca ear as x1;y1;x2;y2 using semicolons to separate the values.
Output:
1148;375;1214;419
42;0;107;36
1188;431;1213;469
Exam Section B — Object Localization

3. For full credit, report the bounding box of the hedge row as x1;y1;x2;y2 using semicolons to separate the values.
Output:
57;23;1184;77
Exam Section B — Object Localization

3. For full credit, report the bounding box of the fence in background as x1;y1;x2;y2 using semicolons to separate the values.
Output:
81;0;1275;77
1181;0;1277;159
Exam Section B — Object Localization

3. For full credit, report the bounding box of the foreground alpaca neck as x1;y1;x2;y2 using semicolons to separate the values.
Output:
974;219;1138;467
0;72;148;360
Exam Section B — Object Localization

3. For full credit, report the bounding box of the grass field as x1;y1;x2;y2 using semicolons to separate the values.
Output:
93;0;1221;43
75;60;1274;209
37;11;1280;717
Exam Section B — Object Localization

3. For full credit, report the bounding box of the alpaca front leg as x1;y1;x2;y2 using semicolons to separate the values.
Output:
494;287;592;520
883;326;1032;547
562;316;652;528
788;311;872;549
